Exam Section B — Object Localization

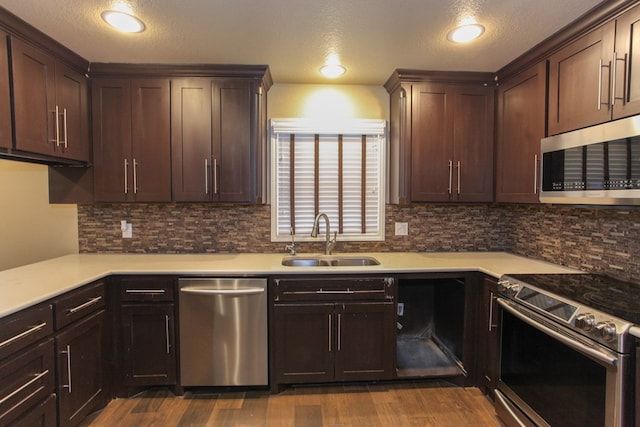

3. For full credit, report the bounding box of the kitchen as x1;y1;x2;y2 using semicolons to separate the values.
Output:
1;0;640;426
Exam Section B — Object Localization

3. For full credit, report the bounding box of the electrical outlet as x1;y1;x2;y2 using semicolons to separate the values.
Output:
121;220;133;238
395;222;408;236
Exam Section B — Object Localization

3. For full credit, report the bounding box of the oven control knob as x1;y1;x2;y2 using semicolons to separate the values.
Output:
595;321;617;342
497;280;510;293
575;313;596;331
506;283;520;297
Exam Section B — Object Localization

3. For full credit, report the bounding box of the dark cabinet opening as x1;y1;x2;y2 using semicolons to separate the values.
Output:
396;278;466;378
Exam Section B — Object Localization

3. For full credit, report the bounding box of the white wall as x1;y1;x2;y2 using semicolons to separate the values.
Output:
268;84;388;120
0;159;78;271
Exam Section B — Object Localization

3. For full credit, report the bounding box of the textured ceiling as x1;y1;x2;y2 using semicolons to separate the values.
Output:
0;0;604;85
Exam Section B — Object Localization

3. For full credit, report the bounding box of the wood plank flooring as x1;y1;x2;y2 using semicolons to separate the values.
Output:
80;382;501;427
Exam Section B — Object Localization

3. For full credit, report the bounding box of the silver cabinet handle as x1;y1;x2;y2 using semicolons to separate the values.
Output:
337;313;342;351
597;59;611;111
0;322;47;349
612;51;628;106
213;158;218;195
66;296;102;315
61;344;72;393
62;108;68;148
447;160;453;195
204;159;209;194
125;289;166;295
124;158;129;194
488;291;496;332
0;369;49;405
533;154;538;194
456;160;461;195
133;158;139;194
50;106;60;146
328;314;332;352
165;315;170;354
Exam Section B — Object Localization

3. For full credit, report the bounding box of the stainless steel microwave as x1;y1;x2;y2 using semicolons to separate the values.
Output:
540;115;640;205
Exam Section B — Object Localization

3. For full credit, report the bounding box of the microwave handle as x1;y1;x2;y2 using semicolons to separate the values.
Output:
497;298;617;367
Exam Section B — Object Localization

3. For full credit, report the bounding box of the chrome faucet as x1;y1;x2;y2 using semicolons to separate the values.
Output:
311;213;337;255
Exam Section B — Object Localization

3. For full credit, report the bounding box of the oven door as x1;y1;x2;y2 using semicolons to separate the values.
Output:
495;298;631;427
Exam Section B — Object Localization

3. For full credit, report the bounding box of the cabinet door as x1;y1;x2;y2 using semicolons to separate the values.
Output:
388;84;412;205
477;277;499;396
548;21;616;135
453;86;494;202
10;37;56;156
171;78;213;201
411;83;453;202
92;79;132;202
496;62;546;203
54;63;89;162
212;78;254;202
613;4;640;119
131;79;172;202
0;30;11;150
121;304;176;386
272;303;334;384
56;310;108;427
334;302;395;382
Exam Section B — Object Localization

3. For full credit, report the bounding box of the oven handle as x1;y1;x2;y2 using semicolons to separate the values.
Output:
497;298;618;367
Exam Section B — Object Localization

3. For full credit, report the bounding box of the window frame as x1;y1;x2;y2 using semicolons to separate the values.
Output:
269;118;387;243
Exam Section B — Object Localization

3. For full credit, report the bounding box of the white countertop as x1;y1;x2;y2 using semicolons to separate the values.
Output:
0;252;580;318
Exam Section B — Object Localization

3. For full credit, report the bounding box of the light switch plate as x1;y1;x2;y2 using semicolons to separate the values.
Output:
395;222;408;236
121;220;133;238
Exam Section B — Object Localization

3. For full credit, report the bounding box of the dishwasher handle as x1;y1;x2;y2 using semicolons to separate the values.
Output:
180;286;265;296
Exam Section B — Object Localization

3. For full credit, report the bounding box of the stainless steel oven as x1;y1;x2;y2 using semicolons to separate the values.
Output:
495;274;637;427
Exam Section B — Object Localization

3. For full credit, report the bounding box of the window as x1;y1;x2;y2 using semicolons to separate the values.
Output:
271;118;386;242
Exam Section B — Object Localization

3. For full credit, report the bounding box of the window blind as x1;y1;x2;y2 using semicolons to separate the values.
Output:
271;119;386;242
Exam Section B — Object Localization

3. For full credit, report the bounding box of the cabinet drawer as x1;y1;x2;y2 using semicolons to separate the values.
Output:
0;304;53;361
9;393;56;427
55;280;106;330
0;338;55;426
272;277;395;302
119;276;175;302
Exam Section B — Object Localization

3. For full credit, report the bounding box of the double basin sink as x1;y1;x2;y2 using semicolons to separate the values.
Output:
282;255;380;267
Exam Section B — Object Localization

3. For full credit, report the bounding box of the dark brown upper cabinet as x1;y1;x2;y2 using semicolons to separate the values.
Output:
0;30;11;151
548;3;640;135
92;78;171;202
386;71;494;204
495;62;547;204
171;77;265;203
10;37;89;162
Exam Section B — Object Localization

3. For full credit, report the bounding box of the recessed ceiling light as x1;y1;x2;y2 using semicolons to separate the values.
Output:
447;24;485;43
101;10;146;33
320;64;346;79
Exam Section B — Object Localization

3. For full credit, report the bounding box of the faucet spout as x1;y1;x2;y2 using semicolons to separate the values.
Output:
311;213;336;255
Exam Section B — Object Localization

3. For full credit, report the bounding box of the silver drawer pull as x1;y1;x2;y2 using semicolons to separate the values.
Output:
0;322;47;349
317;290;355;294
66;296;102;314
0;370;49;405
125;289;166;295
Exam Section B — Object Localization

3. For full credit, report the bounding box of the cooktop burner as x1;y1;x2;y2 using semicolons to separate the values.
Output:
506;273;640;325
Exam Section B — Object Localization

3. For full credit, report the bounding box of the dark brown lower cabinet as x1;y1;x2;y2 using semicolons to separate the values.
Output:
121;304;176;387
272;301;395;386
9;394;57;427
0;338;55;426
477;276;499;396
56;310;108;427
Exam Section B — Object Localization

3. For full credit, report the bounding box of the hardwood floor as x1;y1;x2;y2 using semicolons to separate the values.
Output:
80;382;501;427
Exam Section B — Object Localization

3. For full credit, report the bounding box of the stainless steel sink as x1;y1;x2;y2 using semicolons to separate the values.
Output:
282;255;380;267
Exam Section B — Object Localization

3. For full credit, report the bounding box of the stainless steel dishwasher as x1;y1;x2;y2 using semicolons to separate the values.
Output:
178;278;268;386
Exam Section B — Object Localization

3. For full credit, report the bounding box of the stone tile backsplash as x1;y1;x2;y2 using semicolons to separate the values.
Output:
78;203;640;283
